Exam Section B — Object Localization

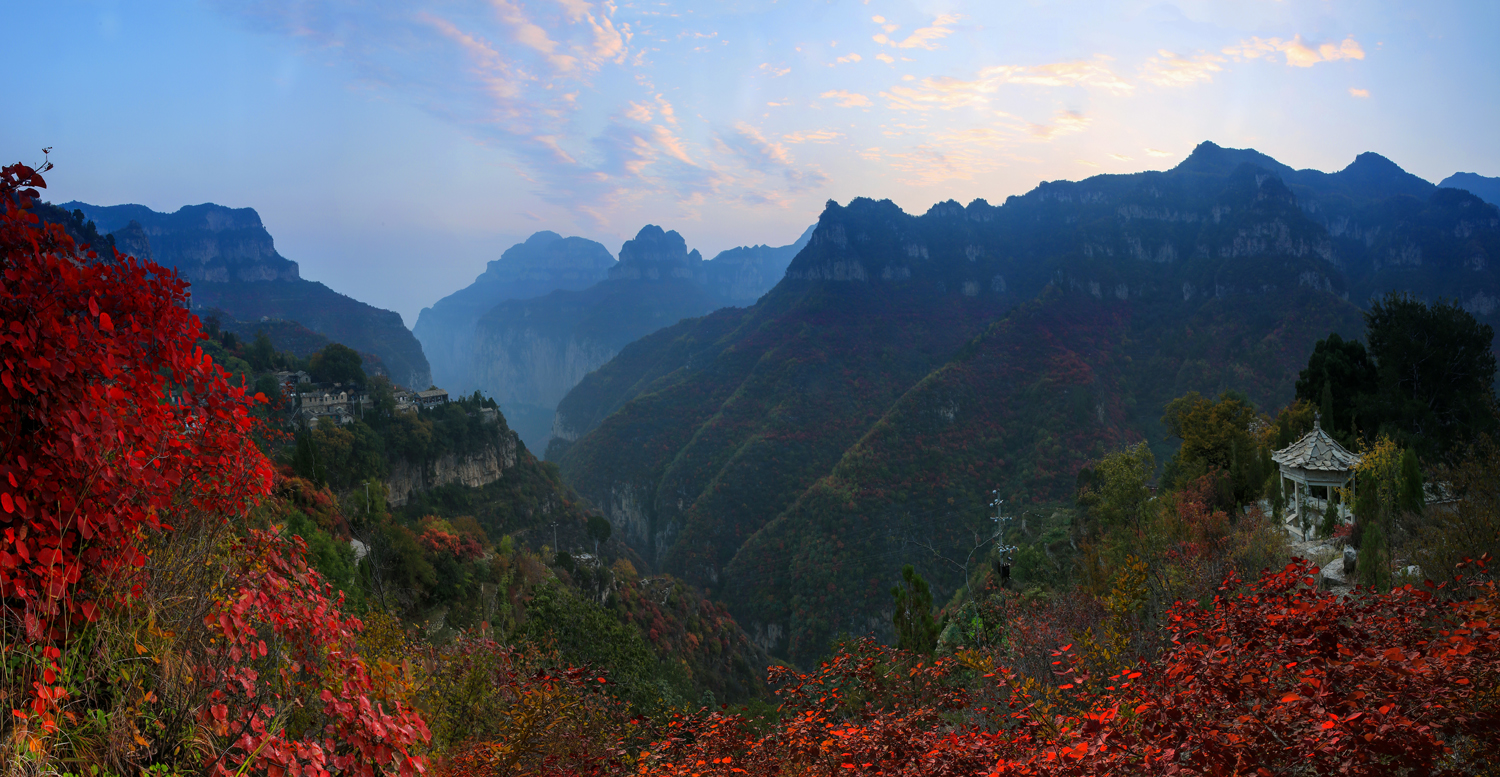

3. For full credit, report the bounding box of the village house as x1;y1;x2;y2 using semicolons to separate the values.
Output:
416;388;449;408
273;370;311;396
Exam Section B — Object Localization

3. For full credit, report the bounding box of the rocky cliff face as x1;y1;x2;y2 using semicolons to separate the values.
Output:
63;202;300;283
63;200;432;389
703;225;815;303
414;231;616;395
386;434;519;506
469;224;797;452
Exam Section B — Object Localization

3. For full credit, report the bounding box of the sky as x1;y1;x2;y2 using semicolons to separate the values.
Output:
6;1;1499;327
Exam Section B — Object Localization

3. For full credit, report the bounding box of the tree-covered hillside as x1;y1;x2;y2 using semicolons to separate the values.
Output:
551;142;1497;663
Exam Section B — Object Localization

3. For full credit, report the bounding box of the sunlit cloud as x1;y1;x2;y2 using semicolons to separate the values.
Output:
1141;50;1224;87
783;130;845;144
821;89;873;108
883;56;1131;113
1224;35;1365;68
875;53;895;64
1145;148;1174;157
717;123;828;195
1028;110;1090;140
832;53;863;66
1109;153;1132;161
759;62;791;77
1349;87;1370;98
872;15;959;51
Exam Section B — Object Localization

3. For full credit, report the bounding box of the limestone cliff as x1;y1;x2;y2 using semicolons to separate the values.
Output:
386;433;519;507
413;231;615;396
63;200;432;389
471;225;727;451
459;224;816;452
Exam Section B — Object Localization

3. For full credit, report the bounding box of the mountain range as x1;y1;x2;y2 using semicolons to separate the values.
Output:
1440;172;1500;209
416;223;813;450
545;141;1500;663
61;201;432;389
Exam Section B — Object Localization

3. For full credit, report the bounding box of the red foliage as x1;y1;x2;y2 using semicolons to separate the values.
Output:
631;561;1500;776
2;161;432;770
199;527;430;776
2;160;272;718
418;527;484;562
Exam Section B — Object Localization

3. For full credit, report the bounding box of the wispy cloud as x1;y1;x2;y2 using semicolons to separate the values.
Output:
1349;87;1370;98
717;123;828;195
872;14;959;51
821;89;873;108
1224;35;1365;68
216;0;833;221
783;129;845;144
1145;148;1174;157
832;53;862;66
1141;50;1224;87
882;56;1132;113
1028;110;1090;140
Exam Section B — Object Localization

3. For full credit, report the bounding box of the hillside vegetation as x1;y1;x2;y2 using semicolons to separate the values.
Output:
552;142;1500;663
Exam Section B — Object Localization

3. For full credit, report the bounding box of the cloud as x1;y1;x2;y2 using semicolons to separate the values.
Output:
1145;148;1173;157
1141;50;1224;87
821;89;873;108
1349;87;1370;98
625;101;653;122
882;57;1131;112
1027;110;1090;140
214;1;857;219
717;123;828;194
1224;35;1365;68
875;52;894;64
759;62;790;77
783;129;844;144
832;53;863;66
872;14;959;51
1109;153;1133;161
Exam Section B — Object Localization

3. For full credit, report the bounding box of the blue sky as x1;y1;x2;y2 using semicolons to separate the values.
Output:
6;1;1498;326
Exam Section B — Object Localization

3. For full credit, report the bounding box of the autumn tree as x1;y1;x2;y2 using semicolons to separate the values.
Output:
1;158;429;772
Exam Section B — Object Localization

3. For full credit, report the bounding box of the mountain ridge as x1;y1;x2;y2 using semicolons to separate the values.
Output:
63;200;433;389
549;140;1500;663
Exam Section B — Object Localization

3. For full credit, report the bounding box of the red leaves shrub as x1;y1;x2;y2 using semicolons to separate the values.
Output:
632;561;1500;776
1;160;272;640
417;516;483;562
199;528;430;777
1;161;432;771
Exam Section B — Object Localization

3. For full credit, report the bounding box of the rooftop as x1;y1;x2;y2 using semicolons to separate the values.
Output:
1271;420;1362;472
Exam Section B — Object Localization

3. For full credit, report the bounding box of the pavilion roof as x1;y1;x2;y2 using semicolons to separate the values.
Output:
1271;422;1362;472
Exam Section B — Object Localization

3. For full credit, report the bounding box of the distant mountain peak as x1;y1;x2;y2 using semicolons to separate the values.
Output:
1171;141;1292;179
1438;172;1500;207
523;230;564;245
481;232;614;282
610;224;703;282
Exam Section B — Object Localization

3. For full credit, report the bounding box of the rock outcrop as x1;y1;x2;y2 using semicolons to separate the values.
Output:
386;434;519;506
63;201;432;389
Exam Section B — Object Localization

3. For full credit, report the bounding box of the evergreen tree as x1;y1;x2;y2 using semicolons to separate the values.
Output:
891;564;940;654
1398;448;1425;515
